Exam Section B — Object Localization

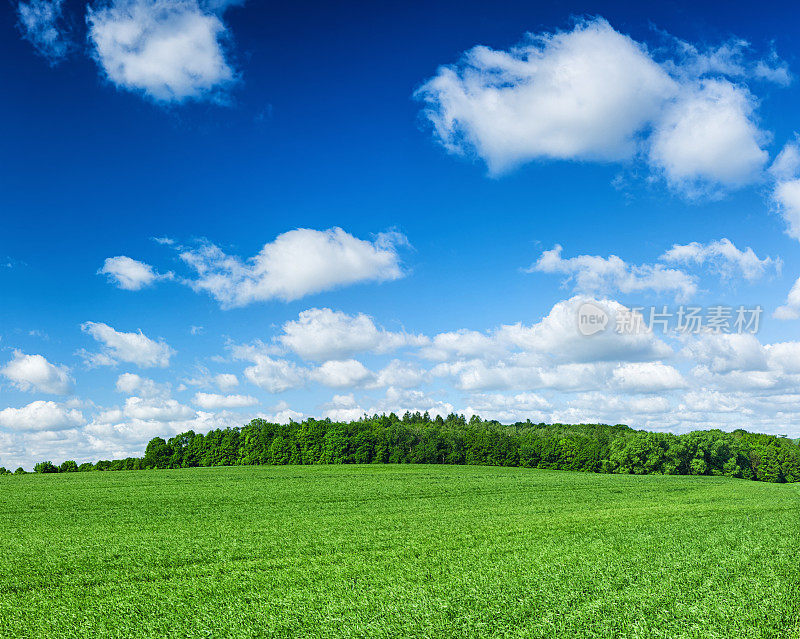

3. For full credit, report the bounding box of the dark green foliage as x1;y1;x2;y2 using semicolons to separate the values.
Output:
22;414;800;482
59;460;78;473
14;467;26;475
33;461;59;474
0;467;9;476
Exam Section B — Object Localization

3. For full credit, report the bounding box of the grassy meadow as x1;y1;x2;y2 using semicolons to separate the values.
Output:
1;465;799;638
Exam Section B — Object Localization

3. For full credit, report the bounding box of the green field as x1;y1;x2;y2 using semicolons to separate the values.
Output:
1;466;799;638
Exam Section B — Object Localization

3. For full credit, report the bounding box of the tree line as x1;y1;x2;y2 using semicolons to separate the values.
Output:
5;412;800;482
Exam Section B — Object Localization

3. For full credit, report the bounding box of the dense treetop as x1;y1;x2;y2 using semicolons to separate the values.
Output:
6;413;799;483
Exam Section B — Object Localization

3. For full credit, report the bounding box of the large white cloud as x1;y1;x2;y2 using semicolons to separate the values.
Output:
2;351;73;394
309;359;375;389
416;18;675;173
87;0;236;103
416;17;775;194
80;322;175;368
180;228;406;308
0;401;84;432
648;80;768;193
279;308;424;361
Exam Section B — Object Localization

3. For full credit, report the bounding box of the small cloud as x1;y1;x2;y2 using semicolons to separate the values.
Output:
80;321;175;369
17;0;71;64
98;256;172;291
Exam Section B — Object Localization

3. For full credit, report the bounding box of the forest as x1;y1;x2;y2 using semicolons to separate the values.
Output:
6;413;799;482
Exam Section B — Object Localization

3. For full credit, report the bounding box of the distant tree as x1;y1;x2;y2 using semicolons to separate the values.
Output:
0;467;9;475
34;461;59;474
59;460;78;473
14;467;26;475
144;437;172;469
78;463;94;472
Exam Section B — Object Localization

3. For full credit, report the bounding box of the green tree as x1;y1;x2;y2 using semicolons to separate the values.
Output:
34;461;58;473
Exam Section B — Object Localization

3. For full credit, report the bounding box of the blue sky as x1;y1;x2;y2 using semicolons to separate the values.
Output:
3;0;800;468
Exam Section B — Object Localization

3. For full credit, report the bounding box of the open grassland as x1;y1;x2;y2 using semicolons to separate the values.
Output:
1;465;799;638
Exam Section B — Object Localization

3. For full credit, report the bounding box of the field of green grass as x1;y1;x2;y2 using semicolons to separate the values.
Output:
1;465;799;638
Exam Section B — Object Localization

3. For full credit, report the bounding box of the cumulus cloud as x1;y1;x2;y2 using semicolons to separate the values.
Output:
0;401;84;432
611;362;686;393
98;256;171;290
180;228;406;308
17;0;70;62
279;308;424;361
660;238;780;281
232;344;306;393
416;18;674;173
774;276;800;320
416;17;775;195
648;80;767;193
530;245;697;300
770;141;800;241
115;373;170;398
2;351;73;394
375;360;427;389
463;392;550;423
309;359;375;389
87;0;237;103
193;392;257;409
214;373;238;390
80;322;175;368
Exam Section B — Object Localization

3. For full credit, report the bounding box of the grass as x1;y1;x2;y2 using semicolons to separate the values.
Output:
1;465;799;639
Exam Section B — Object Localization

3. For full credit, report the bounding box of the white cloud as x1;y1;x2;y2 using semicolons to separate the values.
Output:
648;80;767;193
214;373;238;390
80;322;175;368
87;0;236;103
530;245;697;300
774;276;800;319
417;17;776;195
375;360;427;389
2;351;73;394
17;0;69;62
659;238;780;281
416;18;674;174
279;308;423;361
180;228;406;308
463;392;550;423
115;373;169;398
0;401;84;432
232;345;306;393
193;392;257;409
99;256;170;290
770;141;800;241
309;359;374;389
611;362;686;393
682;333;768;374
663;37;791;86
420;329;506;361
